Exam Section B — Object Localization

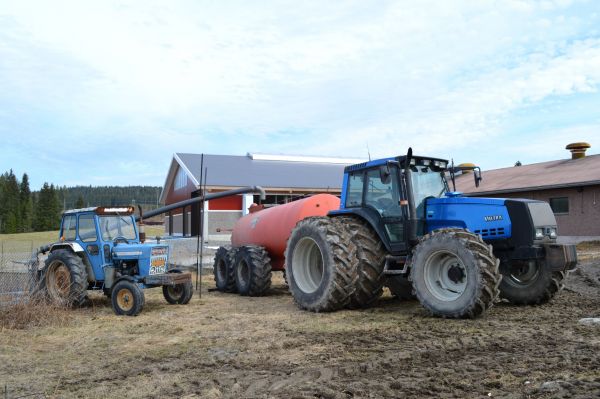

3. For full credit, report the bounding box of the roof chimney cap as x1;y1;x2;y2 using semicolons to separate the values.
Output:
457;162;476;173
565;142;591;159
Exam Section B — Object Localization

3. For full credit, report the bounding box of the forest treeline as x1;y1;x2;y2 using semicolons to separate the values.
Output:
0;170;161;233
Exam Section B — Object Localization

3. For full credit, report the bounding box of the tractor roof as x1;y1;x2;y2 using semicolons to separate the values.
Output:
62;206;135;216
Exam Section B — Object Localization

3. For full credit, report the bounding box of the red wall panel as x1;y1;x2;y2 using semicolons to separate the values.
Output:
209;195;243;211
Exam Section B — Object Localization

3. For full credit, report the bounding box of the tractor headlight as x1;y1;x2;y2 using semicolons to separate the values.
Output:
422;159;431;166
549;228;557;239
535;228;544;239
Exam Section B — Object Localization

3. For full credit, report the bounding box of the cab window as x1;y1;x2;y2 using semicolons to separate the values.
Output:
61;215;77;241
365;168;401;217
345;173;364;208
78;214;98;242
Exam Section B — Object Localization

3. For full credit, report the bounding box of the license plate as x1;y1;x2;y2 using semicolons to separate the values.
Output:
150;257;166;275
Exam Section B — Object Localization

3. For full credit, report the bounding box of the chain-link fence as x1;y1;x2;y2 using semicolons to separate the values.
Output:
0;237;224;305
0;241;40;306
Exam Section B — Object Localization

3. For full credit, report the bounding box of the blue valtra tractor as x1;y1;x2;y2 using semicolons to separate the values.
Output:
285;149;577;318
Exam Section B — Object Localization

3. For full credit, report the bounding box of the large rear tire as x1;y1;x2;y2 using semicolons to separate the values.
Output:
285;217;355;312
499;260;566;305
213;246;237;293
336;216;386;308
40;249;88;307
234;245;272;296
410;229;500;318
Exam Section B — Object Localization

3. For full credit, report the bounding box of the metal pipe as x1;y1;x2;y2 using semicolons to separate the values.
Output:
136;185;267;221
403;148;418;244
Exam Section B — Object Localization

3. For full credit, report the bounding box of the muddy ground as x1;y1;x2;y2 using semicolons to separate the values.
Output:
1;249;599;398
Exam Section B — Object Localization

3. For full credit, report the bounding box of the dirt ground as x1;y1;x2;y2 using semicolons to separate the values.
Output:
1;248;599;398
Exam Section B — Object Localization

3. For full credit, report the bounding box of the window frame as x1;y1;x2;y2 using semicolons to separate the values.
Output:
61;215;77;241
549;197;569;215
78;214;98;243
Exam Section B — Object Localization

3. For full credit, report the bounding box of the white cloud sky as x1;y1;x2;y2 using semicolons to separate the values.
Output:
0;0;599;188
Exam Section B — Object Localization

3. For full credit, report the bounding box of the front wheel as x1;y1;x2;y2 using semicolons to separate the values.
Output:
410;229;501;318
111;280;144;316
499;260;566;305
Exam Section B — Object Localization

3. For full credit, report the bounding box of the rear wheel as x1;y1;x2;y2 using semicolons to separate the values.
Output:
499;260;566;305
213;246;236;293
40;249;88;307
285;217;355;312
111;280;144;316
336;216;386;308
410;229;501;318
234;246;272;296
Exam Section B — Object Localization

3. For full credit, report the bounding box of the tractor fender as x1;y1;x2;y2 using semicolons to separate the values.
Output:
329;208;392;253
49;242;85;253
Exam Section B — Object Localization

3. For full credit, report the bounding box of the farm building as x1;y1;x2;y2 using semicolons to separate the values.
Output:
456;142;600;241
159;153;364;238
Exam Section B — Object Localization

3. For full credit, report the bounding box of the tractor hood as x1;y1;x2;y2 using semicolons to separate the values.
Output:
425;196;511;239
112;243;169;261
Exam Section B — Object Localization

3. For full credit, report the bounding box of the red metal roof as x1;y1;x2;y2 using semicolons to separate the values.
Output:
455;154;600;195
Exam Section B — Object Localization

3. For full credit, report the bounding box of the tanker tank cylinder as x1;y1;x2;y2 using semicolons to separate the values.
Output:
231;194;341;271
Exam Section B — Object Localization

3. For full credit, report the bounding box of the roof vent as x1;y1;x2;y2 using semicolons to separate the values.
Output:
565;142;591;159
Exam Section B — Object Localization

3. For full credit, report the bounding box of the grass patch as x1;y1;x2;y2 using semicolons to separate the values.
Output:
577;240;600;251
0;297;72;330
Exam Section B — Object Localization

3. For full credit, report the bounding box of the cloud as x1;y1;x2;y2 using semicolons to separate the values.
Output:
0;0;599;187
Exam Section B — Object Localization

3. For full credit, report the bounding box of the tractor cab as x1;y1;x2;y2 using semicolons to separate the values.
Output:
334;154;452;254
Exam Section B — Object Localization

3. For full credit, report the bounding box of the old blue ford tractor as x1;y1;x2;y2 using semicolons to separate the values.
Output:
285;149;578;318
37;206;192;316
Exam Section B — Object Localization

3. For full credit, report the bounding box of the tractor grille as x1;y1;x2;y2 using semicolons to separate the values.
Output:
474;227;505;238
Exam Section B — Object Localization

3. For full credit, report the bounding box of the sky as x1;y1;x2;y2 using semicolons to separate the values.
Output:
1;0;599;189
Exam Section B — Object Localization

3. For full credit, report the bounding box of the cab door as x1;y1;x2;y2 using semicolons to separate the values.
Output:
363;167;406;252
77;213;103;279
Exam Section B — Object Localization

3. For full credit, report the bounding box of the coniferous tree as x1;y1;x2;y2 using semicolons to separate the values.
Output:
1;170;21;233
19;173;33;232
34;182;61;231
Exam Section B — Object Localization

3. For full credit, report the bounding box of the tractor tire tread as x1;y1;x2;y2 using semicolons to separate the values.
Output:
336;216;386;308
40;249;88;307
410;228;501;318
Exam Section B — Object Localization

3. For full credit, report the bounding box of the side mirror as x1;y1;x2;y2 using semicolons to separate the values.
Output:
380;165;391;184
474;169;482;188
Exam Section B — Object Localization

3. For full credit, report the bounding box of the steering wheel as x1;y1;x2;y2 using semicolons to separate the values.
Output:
113;236;130;245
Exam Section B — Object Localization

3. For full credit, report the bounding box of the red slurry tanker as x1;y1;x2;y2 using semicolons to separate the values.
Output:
213;194;340;296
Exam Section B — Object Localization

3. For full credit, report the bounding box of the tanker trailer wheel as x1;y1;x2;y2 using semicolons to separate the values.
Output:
40;249;88;307
285;217;355;312
385;275;416;300
213;246;237;293
498;260;566;305
163;271;194;305
233;245;272;296
111;280;144;316
336;216;386;308
410;229;500;318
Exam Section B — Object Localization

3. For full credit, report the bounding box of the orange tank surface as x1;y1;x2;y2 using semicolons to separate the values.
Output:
231;194;340;270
